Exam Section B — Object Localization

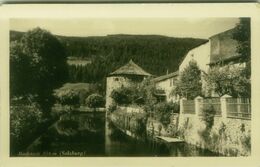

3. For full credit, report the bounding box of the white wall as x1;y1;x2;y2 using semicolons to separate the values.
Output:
179;42;210;73
155;78;178;102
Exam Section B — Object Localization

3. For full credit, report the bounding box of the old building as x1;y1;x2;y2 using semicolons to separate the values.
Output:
208;28;246;68
106;60;152;108
152;71;179;102
179;28;246;73
179;41;210;73
178;28;247;97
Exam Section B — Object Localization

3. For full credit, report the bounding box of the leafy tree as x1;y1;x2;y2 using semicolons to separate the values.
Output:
233;18;251;62
110;78;158;107
10;100;43;154
10;28;68;114
110;86;135;105
85;94;105;108
172;60;202;99
54;83;99;106
204;65;250;97
153;102;179;127
54;90;80;107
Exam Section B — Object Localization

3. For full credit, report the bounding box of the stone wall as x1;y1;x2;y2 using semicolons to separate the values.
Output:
178;109;251;156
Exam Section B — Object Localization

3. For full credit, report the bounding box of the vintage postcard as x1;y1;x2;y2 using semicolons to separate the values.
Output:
0;3;260;167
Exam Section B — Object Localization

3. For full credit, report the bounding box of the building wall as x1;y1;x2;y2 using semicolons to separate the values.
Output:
210;30;239;63
155;77;178;102
179;42;210;73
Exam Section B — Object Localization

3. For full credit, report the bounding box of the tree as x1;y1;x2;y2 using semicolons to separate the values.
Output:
10;28;68;114
85;94;105;109
172;60;202;99
233;18;251;62
204;65;250;97
54;90;80;107
110;86;134;105
232;18;251;88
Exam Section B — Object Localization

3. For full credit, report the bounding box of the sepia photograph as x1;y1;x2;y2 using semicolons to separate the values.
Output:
8;17;251;157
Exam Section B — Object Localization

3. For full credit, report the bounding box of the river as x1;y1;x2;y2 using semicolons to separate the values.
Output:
17;112;220;157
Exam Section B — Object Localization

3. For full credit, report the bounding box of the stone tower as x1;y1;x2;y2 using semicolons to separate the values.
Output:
106;60;152;108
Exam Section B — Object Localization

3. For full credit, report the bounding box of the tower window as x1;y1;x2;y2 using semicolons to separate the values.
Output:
114;78;119;81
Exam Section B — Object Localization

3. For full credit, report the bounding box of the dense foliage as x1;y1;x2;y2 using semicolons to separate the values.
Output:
10;28;68;114
204;65;251;97
10;99;44;154
232;18;251;62
54;83;100;106
172;61;202;99
11;31;207;83
153;102;179;126
85;94;105;108
110;78;158;106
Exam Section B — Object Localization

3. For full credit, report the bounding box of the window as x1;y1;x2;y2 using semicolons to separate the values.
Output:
114;78;119;81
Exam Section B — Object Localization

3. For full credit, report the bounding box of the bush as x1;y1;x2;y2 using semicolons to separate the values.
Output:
110;86;134;105
201;105;216;128
55;90;80;106
110;79;158;106
153;102;179;126
10;101;44;154
205;65;251;97
107;102;117;113
54;83;98;106
85;94;105;108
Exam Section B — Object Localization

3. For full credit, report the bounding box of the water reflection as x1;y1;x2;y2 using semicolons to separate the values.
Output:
21;112;220;157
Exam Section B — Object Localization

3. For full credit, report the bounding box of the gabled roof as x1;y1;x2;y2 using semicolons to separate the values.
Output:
152;71;179;83
109;60;152;76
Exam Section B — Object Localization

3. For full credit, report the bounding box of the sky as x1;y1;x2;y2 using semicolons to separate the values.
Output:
10;18;239;39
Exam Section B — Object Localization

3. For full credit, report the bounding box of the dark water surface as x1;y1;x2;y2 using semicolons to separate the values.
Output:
18;112;220;157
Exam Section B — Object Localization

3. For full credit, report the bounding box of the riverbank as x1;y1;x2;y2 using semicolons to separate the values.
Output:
109;105;250;156
15;112;220;157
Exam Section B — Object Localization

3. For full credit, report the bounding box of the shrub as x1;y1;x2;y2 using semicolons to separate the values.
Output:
204;65;250;97
54;83;98;106
110;78;158;107
200;105;216;128
110;86;134;105
55;90;80;106
10;101;44;154
153;102;179;127
107;102;117;113
85;93;105;108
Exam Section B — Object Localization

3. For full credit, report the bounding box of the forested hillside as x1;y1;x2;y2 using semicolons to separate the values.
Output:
10;31;208;84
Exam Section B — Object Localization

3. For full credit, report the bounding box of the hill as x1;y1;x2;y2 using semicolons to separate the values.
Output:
10;30;208;83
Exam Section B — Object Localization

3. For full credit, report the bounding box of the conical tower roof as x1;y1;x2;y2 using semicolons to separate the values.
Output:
109;60;152;76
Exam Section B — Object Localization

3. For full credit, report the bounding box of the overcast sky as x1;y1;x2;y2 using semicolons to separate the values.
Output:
10;18;239;39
